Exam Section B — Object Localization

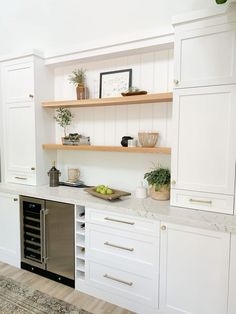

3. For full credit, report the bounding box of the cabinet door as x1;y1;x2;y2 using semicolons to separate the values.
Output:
0;193;20;267
3;61;34;103
228;233;236;314
171;85;236;197
159;223;230;314
174;23;236;88
5;104;36;175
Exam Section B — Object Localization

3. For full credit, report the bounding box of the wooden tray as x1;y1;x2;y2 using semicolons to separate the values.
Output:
84;187;131;201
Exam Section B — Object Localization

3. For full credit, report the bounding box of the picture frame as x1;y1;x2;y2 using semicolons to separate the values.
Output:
99;69;132;98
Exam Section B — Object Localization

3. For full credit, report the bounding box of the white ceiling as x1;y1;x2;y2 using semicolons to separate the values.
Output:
0;0;223;57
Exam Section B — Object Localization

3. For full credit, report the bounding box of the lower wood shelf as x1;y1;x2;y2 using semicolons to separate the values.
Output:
42;144;171;154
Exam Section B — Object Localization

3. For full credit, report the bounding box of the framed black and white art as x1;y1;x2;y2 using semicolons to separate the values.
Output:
99;68;132;98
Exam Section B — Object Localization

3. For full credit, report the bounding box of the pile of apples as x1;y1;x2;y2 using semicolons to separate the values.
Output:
96;185;113;195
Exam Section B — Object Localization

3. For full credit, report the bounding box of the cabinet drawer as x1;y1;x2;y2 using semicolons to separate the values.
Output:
87;260;158;307
171;189;234;214
7;172;36;185
86;224;158;272
86;207;159;236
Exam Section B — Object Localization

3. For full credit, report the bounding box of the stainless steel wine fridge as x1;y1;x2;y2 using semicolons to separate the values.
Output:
20;196;75;287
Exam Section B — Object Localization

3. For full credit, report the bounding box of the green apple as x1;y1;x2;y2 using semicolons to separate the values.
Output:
106;188;113;195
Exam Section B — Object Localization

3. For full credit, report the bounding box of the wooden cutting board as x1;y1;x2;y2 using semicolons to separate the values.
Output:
84;187;131;201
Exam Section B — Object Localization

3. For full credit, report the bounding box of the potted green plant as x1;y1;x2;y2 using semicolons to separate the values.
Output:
68;68;88;100
215;0;227;3
54;107;73;144
144;166;171;201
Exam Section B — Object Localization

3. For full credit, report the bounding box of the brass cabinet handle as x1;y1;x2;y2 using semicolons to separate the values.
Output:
161;225;167;231
103;274;133;286
29;94;34;99
15;176;27;180
31;167;35;171
189;198;212;204
171;180;176;185
104;241;134;252
104;217;135;225
13;198;18;202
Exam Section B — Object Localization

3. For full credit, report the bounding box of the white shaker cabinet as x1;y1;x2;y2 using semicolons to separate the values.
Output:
159;223;230;314
0;193;20;268
171;85;236;214
173;5;236;89
228;233;236;314
1;54;55;185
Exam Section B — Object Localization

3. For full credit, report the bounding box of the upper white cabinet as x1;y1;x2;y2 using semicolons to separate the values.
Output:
173;5;236;88
171;85;236;214
1;54;55;185
0;193;20;268
159;222;230;314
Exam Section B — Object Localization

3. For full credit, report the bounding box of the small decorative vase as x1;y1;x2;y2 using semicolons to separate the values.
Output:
149;185;170;201
121;136;133;147
76;84;87;100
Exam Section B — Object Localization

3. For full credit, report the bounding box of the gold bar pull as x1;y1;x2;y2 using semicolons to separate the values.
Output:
103;274;133;286
104;241;134;252
104;217;135;225
189;198;212;204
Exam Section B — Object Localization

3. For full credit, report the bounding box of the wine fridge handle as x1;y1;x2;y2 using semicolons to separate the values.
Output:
42;209;49;263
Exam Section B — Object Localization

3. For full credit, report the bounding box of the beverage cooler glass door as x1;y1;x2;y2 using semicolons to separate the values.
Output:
20;196;46;269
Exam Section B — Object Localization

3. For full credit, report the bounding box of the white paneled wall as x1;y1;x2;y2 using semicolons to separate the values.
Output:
54;49;173;191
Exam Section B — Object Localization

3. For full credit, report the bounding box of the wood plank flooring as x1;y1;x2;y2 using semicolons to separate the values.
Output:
0;262;134;314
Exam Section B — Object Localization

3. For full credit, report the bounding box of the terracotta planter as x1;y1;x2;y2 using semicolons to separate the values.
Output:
149;185;170;201
76;84;87;100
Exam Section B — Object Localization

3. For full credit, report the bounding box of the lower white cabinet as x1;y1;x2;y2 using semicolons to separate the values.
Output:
0;193;20;268
159;222;230;314
228;234;236;314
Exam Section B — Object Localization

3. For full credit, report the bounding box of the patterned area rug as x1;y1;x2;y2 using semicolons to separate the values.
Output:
0;275;90;314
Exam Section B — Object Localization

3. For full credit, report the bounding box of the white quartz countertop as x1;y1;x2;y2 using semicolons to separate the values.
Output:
0;182;236;234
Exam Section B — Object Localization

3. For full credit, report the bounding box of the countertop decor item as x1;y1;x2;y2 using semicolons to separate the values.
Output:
144;165;171;201
68;168;80;183
48;161;61;187
135;182;147;199
99;69;132;98
138;131;158;147
54;107;73;143
121;86;147;96
68;68;88;100
121;136;133;147
84;187;131;201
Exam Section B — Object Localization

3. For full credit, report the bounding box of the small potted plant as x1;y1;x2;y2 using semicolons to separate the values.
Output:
144;165;171;201
68;68;88;100
54;107;73;144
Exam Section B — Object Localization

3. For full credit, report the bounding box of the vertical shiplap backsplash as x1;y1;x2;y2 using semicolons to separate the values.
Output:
54;48;173;192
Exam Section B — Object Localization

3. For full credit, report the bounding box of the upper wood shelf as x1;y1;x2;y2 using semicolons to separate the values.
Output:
42;144;171;154
42;92;173;109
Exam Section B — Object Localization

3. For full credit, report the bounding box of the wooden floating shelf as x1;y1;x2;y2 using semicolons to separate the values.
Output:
42;92;173;109
42;144;171;154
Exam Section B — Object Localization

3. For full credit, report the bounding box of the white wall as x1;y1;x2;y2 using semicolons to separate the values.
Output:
0;0;221;57
55;48;173;191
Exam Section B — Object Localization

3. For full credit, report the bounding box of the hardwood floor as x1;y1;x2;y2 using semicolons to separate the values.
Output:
0;262;134;314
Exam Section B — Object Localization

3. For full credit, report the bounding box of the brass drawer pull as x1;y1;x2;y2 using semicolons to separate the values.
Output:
104;217;135;225
104;241;134;252
103;274;133;286
15;176;27;180
189;198;212;204
13;198;18;202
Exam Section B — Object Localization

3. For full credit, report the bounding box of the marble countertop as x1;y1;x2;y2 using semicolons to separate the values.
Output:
0;182;236;234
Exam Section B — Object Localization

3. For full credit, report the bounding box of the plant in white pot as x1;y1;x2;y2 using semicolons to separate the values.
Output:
54;107;73;144
144;166;171;201
68;68;88;100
